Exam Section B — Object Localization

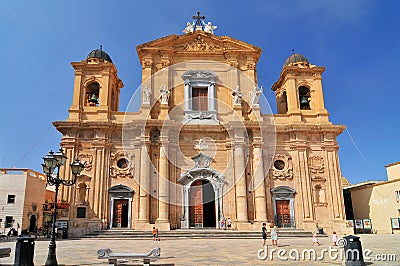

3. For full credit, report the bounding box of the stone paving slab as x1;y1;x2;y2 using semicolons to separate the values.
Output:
0;234;399;265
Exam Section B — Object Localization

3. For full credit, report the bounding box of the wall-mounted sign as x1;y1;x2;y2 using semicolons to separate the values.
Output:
363;218;372;229
355;219;363;229
391;218;400;229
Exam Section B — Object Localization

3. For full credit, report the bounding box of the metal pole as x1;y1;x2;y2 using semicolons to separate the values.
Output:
45;170;60;266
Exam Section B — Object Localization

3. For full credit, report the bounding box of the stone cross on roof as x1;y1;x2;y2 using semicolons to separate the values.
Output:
183;11;217;34
193;11;205;27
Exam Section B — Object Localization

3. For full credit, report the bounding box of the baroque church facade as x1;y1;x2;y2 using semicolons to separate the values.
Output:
53;17;350;236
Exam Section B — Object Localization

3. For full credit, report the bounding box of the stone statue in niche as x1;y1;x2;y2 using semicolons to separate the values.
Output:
143;86;152;104
313;184;327;206
249;86;263;106
159;85;170;104
231;85;242;105
78;182;87;203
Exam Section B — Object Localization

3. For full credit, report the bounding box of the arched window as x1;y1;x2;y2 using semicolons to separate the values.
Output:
277;91;288;114
298;86;311;110
86;82;100;106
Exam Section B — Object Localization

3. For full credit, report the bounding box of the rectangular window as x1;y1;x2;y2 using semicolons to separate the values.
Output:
396;190;400;201
7;195;15;204
192;87;208;111
5;216;13;228
77;207;86;218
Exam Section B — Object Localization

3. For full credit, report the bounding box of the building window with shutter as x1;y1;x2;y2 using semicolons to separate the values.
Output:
192;87;208;111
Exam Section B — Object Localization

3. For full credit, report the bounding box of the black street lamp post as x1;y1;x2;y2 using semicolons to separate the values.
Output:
42;148;85;266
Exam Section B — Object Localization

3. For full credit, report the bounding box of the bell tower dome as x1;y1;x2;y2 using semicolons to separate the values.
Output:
271;53;330;124
67;47;123;122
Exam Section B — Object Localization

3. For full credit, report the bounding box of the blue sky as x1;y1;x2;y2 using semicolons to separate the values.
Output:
1;1;399;184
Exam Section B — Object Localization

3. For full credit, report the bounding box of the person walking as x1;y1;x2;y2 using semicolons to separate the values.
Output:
332;231;338;246
312;232;320;246
220;217;225;230
155;227;160;241
262;223;267;246
152;227;157;241
270;223;278;247
227;218;232;230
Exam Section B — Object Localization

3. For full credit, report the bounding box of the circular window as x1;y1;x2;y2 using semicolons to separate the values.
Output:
274;160;285;170
117;158;129;169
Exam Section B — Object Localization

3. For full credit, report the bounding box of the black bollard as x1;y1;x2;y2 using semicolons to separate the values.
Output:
343;235;366;266
14;236;35;266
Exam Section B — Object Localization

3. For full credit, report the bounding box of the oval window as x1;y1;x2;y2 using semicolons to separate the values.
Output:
274;160;285;170
117;158;129;169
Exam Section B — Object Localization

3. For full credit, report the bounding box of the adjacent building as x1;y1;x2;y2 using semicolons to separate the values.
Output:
52;15;351;236
344;162;400;234
0;168;47;235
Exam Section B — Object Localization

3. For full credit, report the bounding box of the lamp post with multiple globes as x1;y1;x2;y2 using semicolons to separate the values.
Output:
41;148;85;266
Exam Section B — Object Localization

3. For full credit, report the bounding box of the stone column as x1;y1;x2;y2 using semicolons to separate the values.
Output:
286;77;299;113
253;140;267;222
234;137;248;224
209;82;216;111
138;140;150;223
292;144;314;230
184;81;191;111
324;146;344;219
156;137;171;230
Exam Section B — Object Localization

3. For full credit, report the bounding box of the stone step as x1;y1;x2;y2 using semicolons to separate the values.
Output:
81;228;316;239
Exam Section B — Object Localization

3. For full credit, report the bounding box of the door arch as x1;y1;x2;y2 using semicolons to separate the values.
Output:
189;179;216;228
179;153;226;229
271;186;296;228
108;185;134;229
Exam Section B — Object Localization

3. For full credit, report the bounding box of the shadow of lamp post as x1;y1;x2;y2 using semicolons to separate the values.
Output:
41;148;85;266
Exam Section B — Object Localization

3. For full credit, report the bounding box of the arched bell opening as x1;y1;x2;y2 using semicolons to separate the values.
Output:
299;86;311;110
85;82;100;106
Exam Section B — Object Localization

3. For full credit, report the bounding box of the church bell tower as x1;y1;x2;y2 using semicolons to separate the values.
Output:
271;53;330;124
67;47;123;122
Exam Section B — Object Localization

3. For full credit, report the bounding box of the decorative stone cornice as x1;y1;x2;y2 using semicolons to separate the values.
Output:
136;31;262;67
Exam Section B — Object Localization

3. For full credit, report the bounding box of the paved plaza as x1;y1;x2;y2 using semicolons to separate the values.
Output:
0;234;399;265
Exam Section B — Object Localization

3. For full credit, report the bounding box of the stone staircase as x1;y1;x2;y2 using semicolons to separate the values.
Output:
81;228;316;239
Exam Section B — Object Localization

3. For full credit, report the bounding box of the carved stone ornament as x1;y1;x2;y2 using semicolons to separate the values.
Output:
78;153;93;172
181;35;222;52
110;151;134;178
187;111;214;120
309;155;324;173
178;152;226;186
195;138;209;151
269;154;293;180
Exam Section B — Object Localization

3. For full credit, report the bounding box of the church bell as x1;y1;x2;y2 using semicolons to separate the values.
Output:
300;95;309;104
89;93;98;104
